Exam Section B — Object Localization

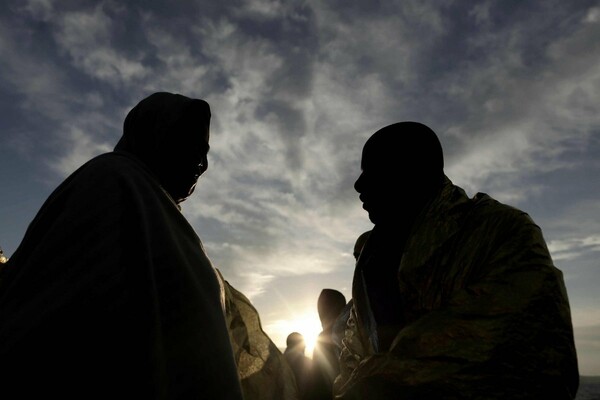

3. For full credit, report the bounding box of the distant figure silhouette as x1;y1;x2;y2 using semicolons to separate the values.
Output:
309;288;347;400
0;92;244;399
334;122;579;399
284;332;312;399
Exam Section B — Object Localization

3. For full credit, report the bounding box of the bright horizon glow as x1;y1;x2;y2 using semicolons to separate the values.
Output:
264;309;323;358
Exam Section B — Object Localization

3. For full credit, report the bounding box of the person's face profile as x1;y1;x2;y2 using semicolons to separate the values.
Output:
162;123;210;204
354;147;406;225
185;125;210;198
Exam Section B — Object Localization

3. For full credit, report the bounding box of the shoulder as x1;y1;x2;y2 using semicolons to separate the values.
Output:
61;152;161;198
463;193;553;265
32;152;172;226
469;192;538;231
71;152;154;183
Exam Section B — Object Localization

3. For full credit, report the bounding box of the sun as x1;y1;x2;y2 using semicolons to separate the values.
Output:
292;312;324;357
266;310;323;358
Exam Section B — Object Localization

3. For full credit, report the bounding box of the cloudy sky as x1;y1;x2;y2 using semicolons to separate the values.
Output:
1;0;599;374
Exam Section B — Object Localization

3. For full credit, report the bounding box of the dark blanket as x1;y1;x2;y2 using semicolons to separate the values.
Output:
0;152;243;399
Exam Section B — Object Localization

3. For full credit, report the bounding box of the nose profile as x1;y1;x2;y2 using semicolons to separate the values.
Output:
354;172;364;193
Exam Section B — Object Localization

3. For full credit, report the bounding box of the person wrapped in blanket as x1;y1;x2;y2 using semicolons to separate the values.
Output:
333;122;579;399
0;92;244;399
217;269;300;400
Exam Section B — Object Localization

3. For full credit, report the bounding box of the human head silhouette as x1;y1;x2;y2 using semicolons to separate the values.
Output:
317;289;347;330
115;92;211;204
354;121;444;225
285;332;306;354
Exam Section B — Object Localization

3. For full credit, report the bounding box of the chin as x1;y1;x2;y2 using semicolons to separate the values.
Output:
187;183;197;197
366;210;378;224
168;189;191;204
174;183;197;202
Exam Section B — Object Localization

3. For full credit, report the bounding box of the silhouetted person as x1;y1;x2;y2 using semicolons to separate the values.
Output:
284;332;312;399
0;92;244;399
309;289;347;399
217;269;299;400
334;122;579;399
332;231;372;349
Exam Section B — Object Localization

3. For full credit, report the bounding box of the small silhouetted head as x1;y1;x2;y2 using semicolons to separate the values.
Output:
115;92;211;204
317;289;347;329
285;332;306;354
354;121;444;225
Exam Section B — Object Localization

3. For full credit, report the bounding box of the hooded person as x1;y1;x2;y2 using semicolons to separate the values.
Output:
308;289;347;400
334;122;579;399
0;92;244;399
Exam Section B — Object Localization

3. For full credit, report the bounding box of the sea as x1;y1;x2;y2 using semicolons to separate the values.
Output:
577;376;600;400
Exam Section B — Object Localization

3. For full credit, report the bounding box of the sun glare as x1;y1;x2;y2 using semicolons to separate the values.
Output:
267;310;323;358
